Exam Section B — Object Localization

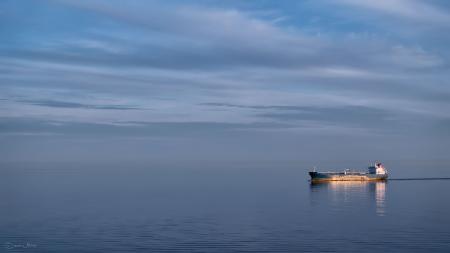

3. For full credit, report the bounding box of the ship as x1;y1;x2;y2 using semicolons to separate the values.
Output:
309;162;388;182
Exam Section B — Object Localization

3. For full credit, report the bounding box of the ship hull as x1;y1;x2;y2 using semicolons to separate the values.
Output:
309;171;388;182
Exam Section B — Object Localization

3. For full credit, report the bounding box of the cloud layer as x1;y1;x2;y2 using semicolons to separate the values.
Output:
1;0;449;165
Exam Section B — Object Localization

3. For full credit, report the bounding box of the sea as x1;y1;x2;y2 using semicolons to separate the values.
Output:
1;163;450;252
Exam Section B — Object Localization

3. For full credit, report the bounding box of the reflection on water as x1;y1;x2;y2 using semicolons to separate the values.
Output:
375;181;386;216
310;181;387;216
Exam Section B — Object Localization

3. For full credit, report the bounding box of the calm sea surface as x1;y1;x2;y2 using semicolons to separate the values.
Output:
1;166;450;252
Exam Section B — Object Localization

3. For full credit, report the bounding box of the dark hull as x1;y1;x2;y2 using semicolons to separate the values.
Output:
309;171;388;182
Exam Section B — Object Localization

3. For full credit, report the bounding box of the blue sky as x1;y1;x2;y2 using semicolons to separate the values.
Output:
1;0;449;168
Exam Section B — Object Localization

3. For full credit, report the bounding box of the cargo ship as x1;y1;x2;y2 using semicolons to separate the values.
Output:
309;162;388;182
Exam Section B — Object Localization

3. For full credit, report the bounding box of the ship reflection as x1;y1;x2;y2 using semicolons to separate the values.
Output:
310;181;387;216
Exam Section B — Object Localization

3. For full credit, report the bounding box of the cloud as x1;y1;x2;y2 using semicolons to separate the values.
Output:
1;0;446;139
334;0;450;24
199;103;305;111
19;99;142;110
3;0;444;73
1;0;450;164
258;105;391;124
201;103;396;131
0;117;291;138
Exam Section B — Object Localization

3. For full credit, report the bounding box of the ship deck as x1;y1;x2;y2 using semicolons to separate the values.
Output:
312;171;368;175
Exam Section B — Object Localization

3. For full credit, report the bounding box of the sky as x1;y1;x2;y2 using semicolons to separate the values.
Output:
1;0;449;169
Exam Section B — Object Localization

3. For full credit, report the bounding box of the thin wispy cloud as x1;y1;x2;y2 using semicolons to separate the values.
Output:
19;99;142;110
334;0;450;24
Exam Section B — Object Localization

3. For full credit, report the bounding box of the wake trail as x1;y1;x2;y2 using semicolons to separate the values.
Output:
389;178;450;181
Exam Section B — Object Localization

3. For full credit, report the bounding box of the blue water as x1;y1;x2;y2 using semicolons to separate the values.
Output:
1;166;450;252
